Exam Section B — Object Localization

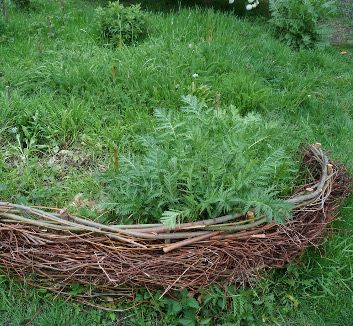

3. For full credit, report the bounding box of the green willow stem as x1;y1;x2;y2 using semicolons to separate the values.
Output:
0;213;84;232
163;231;220;253
0;202;146;247
130;212;243;233
204;217;268;231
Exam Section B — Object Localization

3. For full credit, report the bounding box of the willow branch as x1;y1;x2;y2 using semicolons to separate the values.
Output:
203;217;268;231
130;212;243;233
163;231;220;253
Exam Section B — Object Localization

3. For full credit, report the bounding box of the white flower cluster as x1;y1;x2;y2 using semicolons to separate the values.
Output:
228;0;260;10
246;0;260;10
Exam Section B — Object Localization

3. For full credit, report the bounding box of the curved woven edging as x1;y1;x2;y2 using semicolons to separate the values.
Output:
0;144;334;248
0;144;351;299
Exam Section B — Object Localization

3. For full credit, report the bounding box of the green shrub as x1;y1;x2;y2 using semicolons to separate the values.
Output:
12;0;31;10
29;14;68;38
95;1;148;46
269;0;337;50
102;96;295;226
29;17;49;37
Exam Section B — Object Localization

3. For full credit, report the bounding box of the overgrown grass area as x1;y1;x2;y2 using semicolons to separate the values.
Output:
0;0;352;325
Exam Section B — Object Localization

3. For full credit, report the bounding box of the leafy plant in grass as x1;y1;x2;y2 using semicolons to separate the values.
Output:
269;0;337;50
95;1;148;46
9;107;53;146
141;284;278;325
103;96;296;227
176;82;215;109
220;71;271;115
165;289;202;326
29;17;55;38
29;10;76;38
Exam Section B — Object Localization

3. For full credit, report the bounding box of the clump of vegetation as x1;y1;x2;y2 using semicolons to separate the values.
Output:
0;17;6;35
12;0;31;10
269;0;337;49
95;1;148;46
103;96;295;227
0;17;11;43
219;71;271;115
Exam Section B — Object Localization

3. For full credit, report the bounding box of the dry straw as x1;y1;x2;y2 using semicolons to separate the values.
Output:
0;143;351;304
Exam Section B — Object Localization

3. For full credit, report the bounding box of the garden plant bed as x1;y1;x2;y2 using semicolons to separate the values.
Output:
0;143;351;306
1;0;353;322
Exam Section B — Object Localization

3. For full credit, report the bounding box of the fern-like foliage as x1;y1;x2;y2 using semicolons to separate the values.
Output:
103;96;298;226
269;0;337;50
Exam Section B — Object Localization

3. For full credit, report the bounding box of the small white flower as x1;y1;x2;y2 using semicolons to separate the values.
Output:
188;43;192;48
53;145;59;153
32;112;38;121
192;73;199;77
20;155;26;161
229;0;234;3
175;84;180;89
248;0;254;3
246;4;252;10
49;157;55;164
10;127;18;133
308;94;311;98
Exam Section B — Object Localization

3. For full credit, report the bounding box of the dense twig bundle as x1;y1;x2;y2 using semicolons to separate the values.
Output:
0;144;351;302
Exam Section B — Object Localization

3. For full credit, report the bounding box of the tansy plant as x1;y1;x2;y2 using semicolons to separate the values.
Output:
102;96;296;227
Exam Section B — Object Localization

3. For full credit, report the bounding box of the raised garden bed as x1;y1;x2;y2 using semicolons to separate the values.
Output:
0;143;351;307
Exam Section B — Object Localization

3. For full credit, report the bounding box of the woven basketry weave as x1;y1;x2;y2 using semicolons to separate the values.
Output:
0;143;351;304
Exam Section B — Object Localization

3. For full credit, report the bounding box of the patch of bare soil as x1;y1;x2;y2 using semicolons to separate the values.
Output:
331;21;353;45
329;0;353;46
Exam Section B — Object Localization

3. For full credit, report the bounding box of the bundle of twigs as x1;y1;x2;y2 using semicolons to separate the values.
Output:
0;143;351;301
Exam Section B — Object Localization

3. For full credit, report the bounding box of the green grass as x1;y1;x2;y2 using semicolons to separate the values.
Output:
0;0;352;325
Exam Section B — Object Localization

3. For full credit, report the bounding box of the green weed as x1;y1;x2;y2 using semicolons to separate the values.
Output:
103;95;295;226
95;1;148;46
269;0;337;50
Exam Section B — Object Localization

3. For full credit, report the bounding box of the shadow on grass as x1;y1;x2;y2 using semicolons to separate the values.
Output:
104;0;271;17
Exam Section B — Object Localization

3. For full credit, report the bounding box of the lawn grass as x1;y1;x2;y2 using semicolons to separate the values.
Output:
0;0;352;325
